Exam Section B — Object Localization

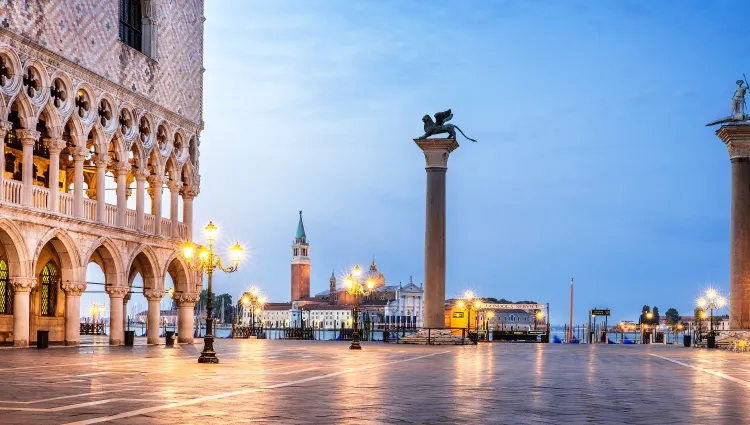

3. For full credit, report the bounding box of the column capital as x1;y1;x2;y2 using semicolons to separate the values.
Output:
93;154;112;168
16;129;41;145
61;281;87;296
134;168;150;181
414;138;460;169
114;161;131;176
71;146;89;161
166;179;182;192
0;120;12;136
143;288;164;301
147;174;165;186
175;292;199;306
10;277;36;293
43;137;67;154
181;185;200;199
105;285;130;298
717;124;750;160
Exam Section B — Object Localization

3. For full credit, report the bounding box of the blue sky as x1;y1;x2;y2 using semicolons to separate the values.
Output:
84;0;750;325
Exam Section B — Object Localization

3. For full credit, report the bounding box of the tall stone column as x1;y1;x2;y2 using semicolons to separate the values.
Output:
414;138;459;328
106;286;129;345
0;121;12;202
167;180;181;238
115;162;130;227
135;169;149;231
144;288;163;344
94;154;110;223
176;293;199;343
72;147;88;218
16;129;41;207
11;277;35;347
147;174;164;236
181;186;198;241
44;138;66;213
718;125;750;329
62;281;86;346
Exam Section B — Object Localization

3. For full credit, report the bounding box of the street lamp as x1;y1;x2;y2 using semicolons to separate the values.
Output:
697;288;727;338
535;310;544;331
182;221;243;364
344;265;375;350
463;291;482;332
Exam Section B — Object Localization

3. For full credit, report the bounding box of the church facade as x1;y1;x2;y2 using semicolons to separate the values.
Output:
0;0;203;346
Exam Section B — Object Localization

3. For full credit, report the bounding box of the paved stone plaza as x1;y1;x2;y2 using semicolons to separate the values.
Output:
0;340;747;424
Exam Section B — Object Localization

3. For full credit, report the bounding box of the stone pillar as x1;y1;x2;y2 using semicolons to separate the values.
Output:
147;174;164;236
176;293;199;343
72;147;88;218
115;162;130;227
44;138;66;213
167;180;181;238
144;288;163;344
135;169;149;231
0;121;12;202
106;286;129;345
718;125;750;329
414;138;459;328
16;129;41;207
62;281;86;346
94;154;110;223
181;186;198;241
10;277;35;347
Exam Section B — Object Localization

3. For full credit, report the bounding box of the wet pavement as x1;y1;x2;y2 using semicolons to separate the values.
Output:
0;340;746;424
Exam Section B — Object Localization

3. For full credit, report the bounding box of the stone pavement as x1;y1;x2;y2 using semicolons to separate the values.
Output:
0;340;747;424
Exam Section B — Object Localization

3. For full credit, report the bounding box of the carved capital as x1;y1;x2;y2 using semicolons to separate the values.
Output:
717;125;750;160
71;146;89;162
61;281;87;296
175;292;199;306
181;185;199;199
134;168;150;181
105;285;130;298
0;120;12;137
147;174;165;187
143;288;164;300
16;129;41;145
10;277;36;293
43;137;67;154
166;179;182;192
114;161;131;176
93;154;112;168
414;138;460;169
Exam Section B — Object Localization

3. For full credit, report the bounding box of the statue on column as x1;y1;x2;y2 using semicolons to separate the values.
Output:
418;109;478;142
707;76;750;126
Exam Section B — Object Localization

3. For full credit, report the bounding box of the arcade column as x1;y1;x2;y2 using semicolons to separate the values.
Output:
414;138;459;329
718;124;750;329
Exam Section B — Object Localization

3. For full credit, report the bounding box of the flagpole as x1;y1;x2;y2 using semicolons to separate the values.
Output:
568;277;574;342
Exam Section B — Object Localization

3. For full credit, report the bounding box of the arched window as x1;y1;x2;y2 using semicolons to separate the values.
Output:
0;260;12;314
119;0;142;52
40;261;59;317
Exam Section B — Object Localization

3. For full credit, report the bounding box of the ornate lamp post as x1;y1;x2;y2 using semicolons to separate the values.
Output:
182;221;243;363
535;310;544;331
697;289;727;345
462;291;481;332
344;265;375;350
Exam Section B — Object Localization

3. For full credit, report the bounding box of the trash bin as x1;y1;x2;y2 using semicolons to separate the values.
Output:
165;331;175;347
36;330;49;349
707;335;716;349
383;330;389;343
683;334;692;347
124;330;135;346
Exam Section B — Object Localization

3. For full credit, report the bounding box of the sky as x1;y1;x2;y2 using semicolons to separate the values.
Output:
86;0;750;326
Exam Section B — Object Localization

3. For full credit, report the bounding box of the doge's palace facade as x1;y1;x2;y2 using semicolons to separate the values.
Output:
0;0;204;346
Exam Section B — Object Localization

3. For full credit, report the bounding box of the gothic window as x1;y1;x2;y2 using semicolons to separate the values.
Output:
0;260;12;314
40;261;59;317
119;0;142;52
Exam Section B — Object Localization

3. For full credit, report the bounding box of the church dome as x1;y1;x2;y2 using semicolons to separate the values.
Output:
366;258;386;288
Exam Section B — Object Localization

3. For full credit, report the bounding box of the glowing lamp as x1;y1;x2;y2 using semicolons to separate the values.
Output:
250;287;259;296
697;298;707;309
254;308;261;315
229;242;243;263
199;248;209;263
259;296;267;304
242;296;249;305
464;290;474;300
536;311;544;319
474;300;481;309
204;221;218;242
366;280;375;290
352;265;362;278
345;277;353;289
717;297;727;308
487;311;495;318
646;312;653;319
457;300;465;309
706;288;717;300
182;243;195;260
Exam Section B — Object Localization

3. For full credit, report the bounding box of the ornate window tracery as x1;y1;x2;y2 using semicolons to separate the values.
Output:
0;260;12;314
40;261;59;317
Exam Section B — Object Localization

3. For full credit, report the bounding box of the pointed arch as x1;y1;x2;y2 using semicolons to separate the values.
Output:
62;111;86;147
33;228;82;272
163;251;192;294
83;237;124;287
181;160;197;187
9;93;36;129
0;218;31;279
39;102;63;139
165;155;181;182
126;244;160;291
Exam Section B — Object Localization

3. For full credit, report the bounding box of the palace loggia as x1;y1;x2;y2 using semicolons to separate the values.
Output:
0;0;204;346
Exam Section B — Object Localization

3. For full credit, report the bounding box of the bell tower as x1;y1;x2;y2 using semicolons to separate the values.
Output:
291;210;310;301
329;271;336;305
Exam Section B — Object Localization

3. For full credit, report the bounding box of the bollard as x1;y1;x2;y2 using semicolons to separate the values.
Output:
165;331;175;347
36;330;49;349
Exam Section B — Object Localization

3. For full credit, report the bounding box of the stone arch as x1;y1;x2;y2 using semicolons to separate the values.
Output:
165;155;181;182
163;251;192;295
8;92;36;129
21;58;51;107
109;133;127;164
136;112;154;151
62;110;87;147
128;136;147;170
126;245;160;291
0;46;24;99
72;82;97;126
96;92;118;134
38;102;63;139
0;218;32;279
181;160;197;187
83;237;124;287
154;119;172;158
33;228;82;276
172;129;187;163
48;70;74;119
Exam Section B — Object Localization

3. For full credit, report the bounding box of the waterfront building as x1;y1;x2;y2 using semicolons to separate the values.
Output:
0;0;204;346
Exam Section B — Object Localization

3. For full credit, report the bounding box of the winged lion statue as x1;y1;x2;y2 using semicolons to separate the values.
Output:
419;109;477;142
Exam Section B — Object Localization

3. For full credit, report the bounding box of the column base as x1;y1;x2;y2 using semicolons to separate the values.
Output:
65;340;80;347
177;336;194;344
147;337;160;345
13;339;28;348
109;338;123;346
